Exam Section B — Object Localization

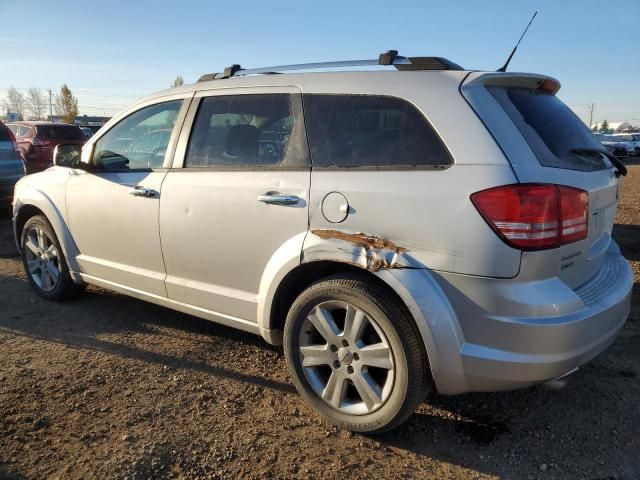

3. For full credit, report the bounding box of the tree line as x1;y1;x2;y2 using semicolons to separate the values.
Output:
2;85;79;123
3;76;185;124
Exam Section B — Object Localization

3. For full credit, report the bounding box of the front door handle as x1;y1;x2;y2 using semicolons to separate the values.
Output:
257;193;300;206
129;186;158;198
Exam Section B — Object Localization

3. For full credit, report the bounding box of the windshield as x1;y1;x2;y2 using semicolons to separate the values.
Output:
489;87;609;172
35;125;84;140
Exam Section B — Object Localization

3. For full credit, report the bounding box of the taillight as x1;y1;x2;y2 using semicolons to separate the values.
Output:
537;78;561;94
471;184;588;251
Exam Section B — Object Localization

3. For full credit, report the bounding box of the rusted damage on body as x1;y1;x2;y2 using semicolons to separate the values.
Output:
310;229;410;272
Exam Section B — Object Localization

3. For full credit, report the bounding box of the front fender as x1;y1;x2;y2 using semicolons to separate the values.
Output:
13;184;81;275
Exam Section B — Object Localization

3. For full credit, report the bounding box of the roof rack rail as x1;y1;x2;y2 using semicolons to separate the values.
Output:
197;50;463;82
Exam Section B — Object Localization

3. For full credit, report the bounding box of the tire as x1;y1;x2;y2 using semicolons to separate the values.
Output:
21;215;85;301
283;273;430;433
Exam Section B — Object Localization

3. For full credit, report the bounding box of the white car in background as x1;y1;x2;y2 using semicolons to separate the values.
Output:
610;134;639;156
594;133;628;158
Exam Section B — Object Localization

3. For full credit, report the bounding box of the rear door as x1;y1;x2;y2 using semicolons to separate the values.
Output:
462;73;620;287
159;87;310;322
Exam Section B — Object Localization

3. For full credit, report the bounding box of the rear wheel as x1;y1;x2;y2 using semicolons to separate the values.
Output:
21;215;84;301
284;273;429;433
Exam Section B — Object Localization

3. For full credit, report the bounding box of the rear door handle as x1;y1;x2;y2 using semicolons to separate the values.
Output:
257;193;300;206
129;186;158;198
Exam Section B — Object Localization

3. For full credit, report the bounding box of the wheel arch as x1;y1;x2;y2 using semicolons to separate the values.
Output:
260;256;467;394
13;193;81;274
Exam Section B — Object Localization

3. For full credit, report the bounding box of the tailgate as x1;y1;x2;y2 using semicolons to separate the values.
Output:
461;72;621;288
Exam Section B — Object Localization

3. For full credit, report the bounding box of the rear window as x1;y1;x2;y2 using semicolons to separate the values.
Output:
489;87;609;172
35;125;84;140
303;94;452;168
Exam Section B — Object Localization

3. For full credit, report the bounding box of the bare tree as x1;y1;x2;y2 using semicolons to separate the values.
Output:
171;75;184;88
55;84;79;124
26;87;47;120
2;86;26;119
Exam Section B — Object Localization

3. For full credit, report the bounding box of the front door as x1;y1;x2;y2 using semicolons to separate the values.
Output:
66;98;189;296
159;87;310;322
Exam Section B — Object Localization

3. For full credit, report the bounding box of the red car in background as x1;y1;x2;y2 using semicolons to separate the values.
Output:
6;121;85;174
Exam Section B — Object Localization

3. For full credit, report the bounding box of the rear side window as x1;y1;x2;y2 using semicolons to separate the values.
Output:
185;94;308;168
489;87;608;172
16;125;31;137
303;94;452;168
35;125;84;140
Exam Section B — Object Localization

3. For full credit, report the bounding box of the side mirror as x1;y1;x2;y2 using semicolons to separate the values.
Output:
53;144;84;168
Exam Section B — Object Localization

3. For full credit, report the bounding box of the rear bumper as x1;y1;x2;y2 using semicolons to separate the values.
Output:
24;148;53;173
428;240;633;394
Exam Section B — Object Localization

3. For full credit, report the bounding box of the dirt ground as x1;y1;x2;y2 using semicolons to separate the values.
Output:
1;166;639;480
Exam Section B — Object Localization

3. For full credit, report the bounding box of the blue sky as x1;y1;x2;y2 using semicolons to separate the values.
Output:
1;0;638;125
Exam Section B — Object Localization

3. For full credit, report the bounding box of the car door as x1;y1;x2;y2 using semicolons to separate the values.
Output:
65;95;191;296
159;87;310;322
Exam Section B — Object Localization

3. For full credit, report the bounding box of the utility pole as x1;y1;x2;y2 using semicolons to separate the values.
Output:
47;88;53;121
587;103;595;130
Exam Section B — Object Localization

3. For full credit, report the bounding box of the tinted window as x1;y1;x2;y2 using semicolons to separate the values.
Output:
489;87;608;172
0;124;16;161
303;94;452;168
93;100;182;170
0;124;11;142
185;94;306;168
35;124;84;140
6;124;18;135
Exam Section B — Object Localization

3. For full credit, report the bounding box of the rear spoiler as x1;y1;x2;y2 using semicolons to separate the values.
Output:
462;72;561;95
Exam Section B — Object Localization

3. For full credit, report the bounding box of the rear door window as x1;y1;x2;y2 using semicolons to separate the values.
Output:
185;94;308;168
303;94;452;168
489;87;609;172
35;125;85;140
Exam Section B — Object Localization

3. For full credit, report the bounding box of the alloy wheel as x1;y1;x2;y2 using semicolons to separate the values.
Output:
298;301;395;415
23;226;60;292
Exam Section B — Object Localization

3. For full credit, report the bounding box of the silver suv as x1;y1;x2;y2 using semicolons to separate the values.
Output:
12;51;633;433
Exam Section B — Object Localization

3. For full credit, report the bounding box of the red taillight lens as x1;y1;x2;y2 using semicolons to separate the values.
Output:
537;78;560;94
558;186;588;244
471;184;588;250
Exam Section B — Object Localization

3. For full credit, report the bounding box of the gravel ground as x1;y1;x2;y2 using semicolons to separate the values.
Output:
0;165;639;480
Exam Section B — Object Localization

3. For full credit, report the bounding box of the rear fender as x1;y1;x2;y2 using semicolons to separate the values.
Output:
300;232;468;394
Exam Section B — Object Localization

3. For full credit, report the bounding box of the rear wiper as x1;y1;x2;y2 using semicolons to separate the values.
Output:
571;147;627;177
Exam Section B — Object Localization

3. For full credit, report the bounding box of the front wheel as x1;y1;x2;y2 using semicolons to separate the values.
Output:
283;274;430;433
21;215;84;301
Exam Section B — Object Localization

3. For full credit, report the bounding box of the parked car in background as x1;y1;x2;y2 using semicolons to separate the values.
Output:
0;120;25;208
594;133;628;158
11;52;633;433
610;133;640;156
7;121;85;174
79;127;94;140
